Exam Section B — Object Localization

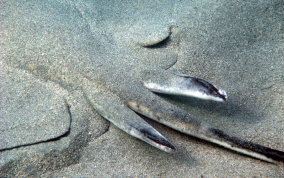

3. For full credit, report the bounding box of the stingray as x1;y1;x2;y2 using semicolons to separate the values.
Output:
3;0;284;164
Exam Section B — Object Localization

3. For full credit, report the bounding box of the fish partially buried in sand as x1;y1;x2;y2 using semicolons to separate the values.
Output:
88;67;284;163
4;0;284;165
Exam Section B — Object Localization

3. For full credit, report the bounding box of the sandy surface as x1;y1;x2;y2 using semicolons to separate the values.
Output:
1;0;284;177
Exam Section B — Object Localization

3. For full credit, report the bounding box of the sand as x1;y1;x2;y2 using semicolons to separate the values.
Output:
1;0;283;177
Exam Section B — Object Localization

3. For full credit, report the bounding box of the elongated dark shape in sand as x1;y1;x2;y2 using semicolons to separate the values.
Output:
85;71;283;163
123;74;284;163
128;100;284;163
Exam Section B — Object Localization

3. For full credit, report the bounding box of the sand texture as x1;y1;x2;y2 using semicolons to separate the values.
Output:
1;0;283;177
